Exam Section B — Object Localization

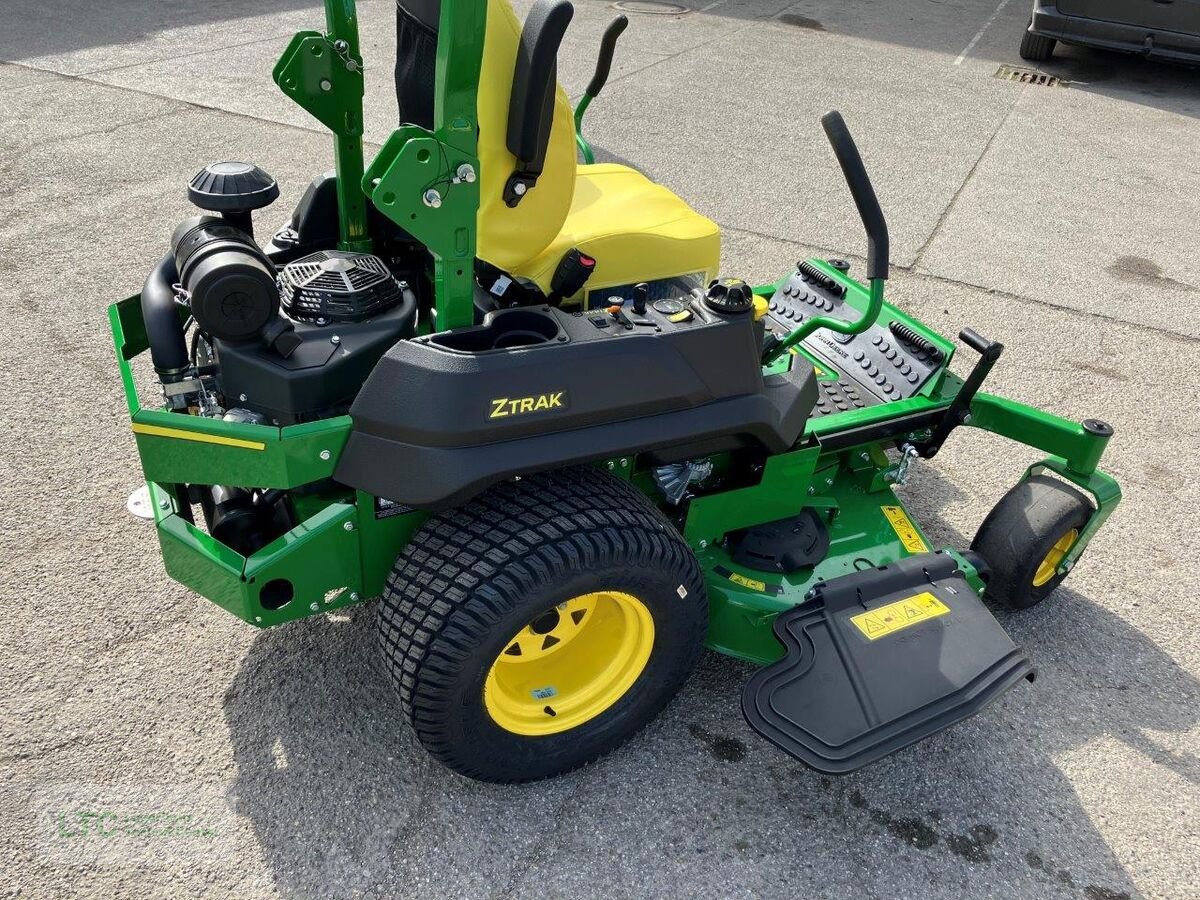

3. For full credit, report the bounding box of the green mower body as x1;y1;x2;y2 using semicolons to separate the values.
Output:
109;0;1121;780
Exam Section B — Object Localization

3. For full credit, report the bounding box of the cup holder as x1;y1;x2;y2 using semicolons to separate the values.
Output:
428;308;562;353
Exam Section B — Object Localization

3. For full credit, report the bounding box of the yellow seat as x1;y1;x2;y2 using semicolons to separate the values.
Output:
509;164;720;305
474;0;720;304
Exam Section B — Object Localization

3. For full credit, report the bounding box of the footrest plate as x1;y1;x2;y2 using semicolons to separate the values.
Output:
742;552;1034;774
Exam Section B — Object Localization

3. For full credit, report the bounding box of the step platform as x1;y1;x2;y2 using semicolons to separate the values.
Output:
742;552;1035;774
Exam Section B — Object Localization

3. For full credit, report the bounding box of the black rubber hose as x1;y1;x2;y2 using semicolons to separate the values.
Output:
141;254;190;382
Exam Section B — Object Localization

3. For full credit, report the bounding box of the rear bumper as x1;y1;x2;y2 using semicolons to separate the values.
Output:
1032;2;1200;63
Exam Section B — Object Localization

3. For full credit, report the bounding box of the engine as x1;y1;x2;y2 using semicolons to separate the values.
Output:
140;161;419;553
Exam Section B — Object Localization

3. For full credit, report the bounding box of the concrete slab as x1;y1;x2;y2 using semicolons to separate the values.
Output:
83;0;784;145
0;0;325;76
585;19;1024;267
916;80;1200;338
0;62;61;93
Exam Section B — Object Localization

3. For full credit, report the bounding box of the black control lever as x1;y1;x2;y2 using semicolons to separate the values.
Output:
763;112;888;365
820;111;889;282
914;328;1004;458
586;15;629;100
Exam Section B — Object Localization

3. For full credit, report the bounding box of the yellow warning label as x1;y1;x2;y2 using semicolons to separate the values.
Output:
882;505;929;553
728;572;767;592
850;592;951;641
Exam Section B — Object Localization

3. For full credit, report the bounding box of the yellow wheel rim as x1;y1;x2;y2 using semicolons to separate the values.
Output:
484;591;655;736
1033;528;1078;587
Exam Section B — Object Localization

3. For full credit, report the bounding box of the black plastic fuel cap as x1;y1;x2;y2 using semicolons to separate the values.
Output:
188;161;279;213
703;278;754;315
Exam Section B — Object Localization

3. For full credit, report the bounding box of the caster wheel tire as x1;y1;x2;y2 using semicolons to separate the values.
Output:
1019;18;1056;61
971;474;1092;610
378;466;708;782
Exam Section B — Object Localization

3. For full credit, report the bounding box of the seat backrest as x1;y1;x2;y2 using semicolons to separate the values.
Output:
476;0;579;272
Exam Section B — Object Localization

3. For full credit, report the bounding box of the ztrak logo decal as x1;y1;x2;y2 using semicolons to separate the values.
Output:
489;392;566;419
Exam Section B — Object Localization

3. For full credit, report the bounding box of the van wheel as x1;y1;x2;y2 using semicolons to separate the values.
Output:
1019;18;1056;61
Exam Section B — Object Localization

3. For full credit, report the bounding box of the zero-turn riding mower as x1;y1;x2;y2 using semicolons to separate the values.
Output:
110;0;1122;781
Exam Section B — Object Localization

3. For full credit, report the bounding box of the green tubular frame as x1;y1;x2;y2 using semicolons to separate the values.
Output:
574;95;597;165
107;0;1121;653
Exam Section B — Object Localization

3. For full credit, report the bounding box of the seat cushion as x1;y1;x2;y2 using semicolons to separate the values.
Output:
508;163;721;303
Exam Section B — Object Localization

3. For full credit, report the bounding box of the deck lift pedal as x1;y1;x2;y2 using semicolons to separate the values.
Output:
107;0;1121;781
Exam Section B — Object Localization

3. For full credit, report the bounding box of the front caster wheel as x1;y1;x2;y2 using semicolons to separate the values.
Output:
971;474;1092;609
378;466;708;782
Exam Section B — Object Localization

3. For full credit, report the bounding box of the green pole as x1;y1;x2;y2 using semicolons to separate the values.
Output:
324;0;371;251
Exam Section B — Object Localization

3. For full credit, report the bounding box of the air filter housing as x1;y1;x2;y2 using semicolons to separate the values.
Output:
278;250;404;323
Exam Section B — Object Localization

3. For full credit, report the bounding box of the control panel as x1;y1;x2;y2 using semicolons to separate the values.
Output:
576;279;754;337
764;265;946;415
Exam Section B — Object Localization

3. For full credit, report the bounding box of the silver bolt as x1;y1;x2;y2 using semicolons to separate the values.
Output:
513;182;527;196
423;188;442;208
349;592;360;602
239;393;247;402
456;163;477;183
254;616;262;624
619;458;628;467
698;540;708;549
333;39;348;53
607;461;615;470
807;486;816;495
319;78;332;92
331;335;341;345
1062;559;1075;572
961;413;973;425
310;602;320;612
319;450;331;461
343;521;355;531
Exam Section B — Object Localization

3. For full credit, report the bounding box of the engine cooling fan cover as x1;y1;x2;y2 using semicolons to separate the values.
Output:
278;250;403;323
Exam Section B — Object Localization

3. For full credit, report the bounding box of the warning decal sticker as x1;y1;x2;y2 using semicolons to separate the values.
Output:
713;566;785;596
881;505;929;554
850;591;951;641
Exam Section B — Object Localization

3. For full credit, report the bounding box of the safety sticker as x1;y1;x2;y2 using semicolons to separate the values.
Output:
881;505;929;553
850;591;950;641
713;566;785;595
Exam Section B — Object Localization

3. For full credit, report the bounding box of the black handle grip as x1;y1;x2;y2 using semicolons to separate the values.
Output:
586;15;629;98
959;327;1003;360
820;111;889;281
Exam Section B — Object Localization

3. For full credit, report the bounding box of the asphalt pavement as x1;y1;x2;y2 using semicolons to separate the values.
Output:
1;1;1198;897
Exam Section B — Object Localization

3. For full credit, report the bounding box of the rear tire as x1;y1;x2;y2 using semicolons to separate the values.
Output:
971;474;1092;610
1019;18;1056;61
378;466;708;782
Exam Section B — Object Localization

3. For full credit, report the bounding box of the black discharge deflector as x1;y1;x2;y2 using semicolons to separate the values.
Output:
742;552;1034;774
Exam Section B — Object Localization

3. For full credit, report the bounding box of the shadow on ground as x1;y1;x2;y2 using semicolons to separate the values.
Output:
0;0;319;63
221;470;1193;899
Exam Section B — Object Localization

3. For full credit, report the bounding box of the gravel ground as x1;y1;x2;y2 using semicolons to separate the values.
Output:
2;1;1198;898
